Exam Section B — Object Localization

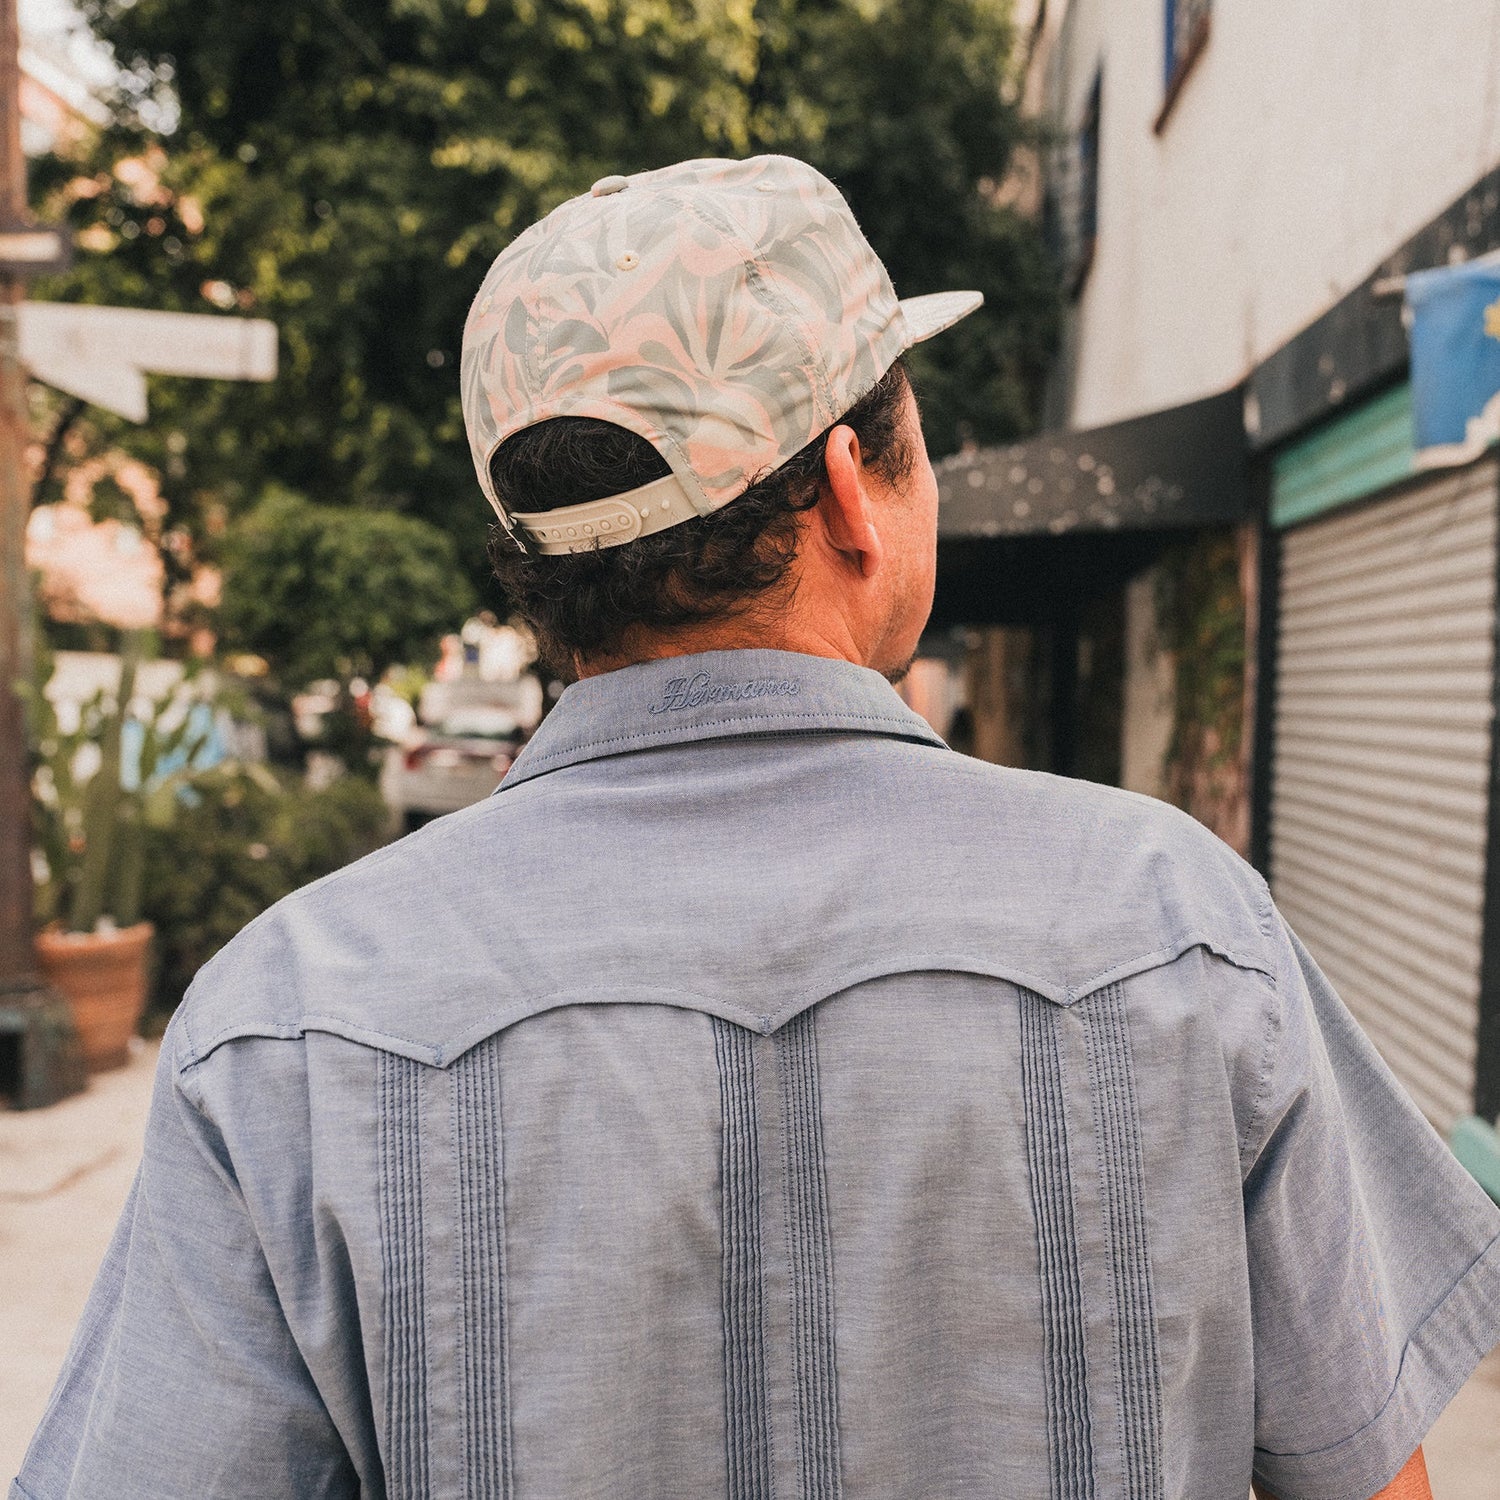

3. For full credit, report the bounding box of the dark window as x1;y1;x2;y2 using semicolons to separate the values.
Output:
1157;0;1211;131
1045;71;1101;297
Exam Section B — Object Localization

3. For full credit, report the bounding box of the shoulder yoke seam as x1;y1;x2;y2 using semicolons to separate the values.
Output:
173;935;1276;1069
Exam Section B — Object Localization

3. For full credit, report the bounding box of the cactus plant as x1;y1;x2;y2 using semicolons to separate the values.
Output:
29;631;212;934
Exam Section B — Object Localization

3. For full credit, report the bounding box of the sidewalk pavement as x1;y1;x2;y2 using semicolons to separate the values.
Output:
2;1039;157;1481
3;1042;1500;1495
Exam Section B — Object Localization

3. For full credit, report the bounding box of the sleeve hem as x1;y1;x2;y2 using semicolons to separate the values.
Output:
1253;1230;1500;1500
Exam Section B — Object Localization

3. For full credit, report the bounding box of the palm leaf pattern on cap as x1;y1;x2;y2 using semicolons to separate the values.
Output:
461;155;910;517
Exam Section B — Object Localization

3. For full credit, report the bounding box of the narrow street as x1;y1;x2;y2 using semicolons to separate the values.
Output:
3;1042;1498;1495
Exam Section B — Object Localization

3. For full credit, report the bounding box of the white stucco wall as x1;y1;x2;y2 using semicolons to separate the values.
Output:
1050;0;1500;429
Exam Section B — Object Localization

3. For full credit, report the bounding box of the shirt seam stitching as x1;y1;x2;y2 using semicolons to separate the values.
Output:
1253;1228;1500;1463
178;1001;199;1068
681;195;836;426
172;940;1275;1069
1238;884;1284;1176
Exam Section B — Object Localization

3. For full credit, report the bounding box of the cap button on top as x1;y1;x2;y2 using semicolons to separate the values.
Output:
591;175;629;197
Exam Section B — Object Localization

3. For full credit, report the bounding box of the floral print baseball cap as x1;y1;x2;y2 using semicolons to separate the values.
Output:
461;154;981;554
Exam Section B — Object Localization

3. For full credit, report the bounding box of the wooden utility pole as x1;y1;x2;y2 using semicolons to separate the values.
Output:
0;0;84;1105
1;0;36;981
0;7;269;1105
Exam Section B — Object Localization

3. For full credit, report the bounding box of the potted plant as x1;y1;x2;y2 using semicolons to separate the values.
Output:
29;631;210;1069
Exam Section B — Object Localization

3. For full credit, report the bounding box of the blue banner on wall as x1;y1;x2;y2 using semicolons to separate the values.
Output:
1406;256;1500;469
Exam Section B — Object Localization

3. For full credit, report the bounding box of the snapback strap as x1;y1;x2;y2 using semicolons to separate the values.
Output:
505;474;709;555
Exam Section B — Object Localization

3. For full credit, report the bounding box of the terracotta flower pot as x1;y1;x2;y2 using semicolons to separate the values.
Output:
35;922;154;1072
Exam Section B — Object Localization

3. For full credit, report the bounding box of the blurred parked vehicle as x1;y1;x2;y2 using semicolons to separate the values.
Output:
379;692;536;832
417;666;543;730
290;680;342;744
379;620;544;830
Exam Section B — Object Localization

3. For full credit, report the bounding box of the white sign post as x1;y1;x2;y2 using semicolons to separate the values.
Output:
18;301;278;420
0;224;69;275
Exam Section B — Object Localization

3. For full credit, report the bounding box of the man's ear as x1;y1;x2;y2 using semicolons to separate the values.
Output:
816;424;885;581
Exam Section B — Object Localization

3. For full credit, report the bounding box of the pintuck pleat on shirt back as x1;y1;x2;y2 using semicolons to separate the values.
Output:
378;1052;432;1499
371;983;1172;1500
452;1037;515;1499
713;1018;774;1500
777;1008;845;1500
1020;988;1098;1500
1083;983;1165;1500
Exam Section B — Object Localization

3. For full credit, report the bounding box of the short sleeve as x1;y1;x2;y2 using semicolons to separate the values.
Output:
10;1019;357;1500
1245;916;1500;1500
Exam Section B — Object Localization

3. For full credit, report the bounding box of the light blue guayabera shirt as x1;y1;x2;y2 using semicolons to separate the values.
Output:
15;649;1500;1500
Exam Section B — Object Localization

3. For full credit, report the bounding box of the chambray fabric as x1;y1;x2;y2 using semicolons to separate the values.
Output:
14;648;1500;1500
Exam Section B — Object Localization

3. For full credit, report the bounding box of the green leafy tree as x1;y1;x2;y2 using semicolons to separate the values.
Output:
32;0;1056;613
138;762;391;1013
219;487;473;689
749;0;1057;448
217;488;474;767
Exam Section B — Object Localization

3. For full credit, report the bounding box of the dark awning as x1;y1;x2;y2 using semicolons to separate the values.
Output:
935;384;1249;539
929;386;1249;628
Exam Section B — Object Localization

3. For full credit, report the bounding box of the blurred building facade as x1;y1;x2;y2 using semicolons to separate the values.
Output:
935;0;1500;1130
18;4;108;155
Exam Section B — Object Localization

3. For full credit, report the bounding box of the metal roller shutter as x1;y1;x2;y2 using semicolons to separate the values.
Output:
1270;458;1500;1131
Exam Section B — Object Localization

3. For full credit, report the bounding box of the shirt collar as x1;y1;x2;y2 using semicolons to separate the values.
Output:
501;648;948;790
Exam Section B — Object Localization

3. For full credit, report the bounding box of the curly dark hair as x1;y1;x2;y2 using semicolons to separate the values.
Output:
487;359;914;674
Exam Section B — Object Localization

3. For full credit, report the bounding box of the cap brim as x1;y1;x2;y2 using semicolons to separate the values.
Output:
899;289;984;344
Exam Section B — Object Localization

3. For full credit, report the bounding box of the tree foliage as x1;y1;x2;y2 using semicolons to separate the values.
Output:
33;0;1057;611
1155;529;1248;852
219;487;473;687
139;762;391;1013
753;0;1057;449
